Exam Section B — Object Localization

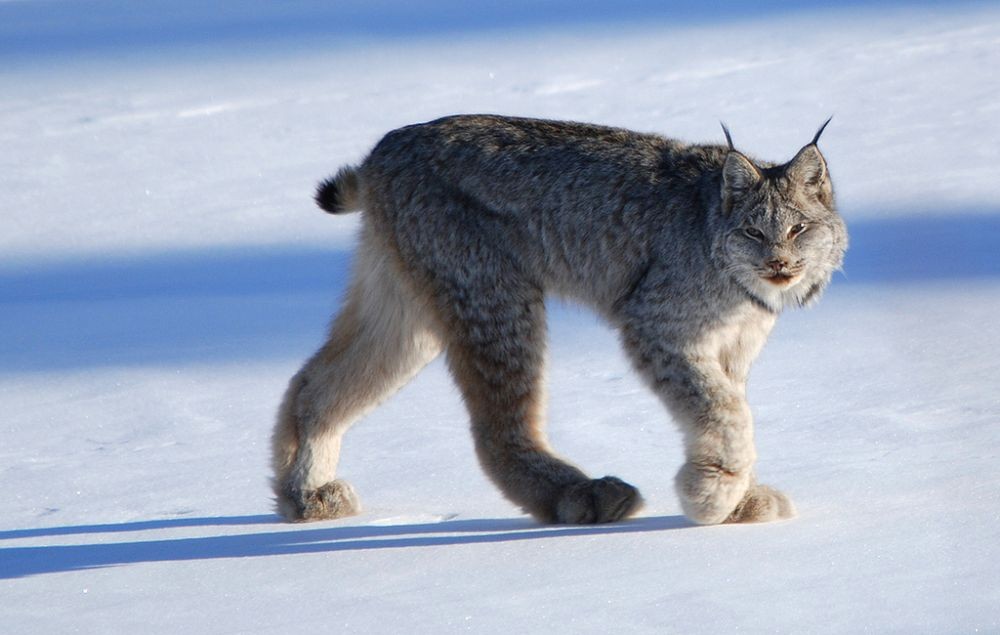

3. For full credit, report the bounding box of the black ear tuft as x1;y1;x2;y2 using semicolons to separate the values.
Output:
720;121;735;151
811;116;833;146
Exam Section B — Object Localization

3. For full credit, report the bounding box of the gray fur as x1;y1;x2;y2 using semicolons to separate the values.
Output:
272;114;847;525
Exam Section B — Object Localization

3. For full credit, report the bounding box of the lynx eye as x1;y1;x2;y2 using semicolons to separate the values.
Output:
788;223;809;239
743;227;765;241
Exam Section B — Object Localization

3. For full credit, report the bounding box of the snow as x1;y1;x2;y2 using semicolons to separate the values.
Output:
2;1;999;632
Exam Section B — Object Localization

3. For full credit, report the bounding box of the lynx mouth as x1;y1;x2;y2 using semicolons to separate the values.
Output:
761;273;798;286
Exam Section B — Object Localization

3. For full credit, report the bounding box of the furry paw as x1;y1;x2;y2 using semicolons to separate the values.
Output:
675;461;752;525
555;476;644;524
279;479;361;522
725;483;796;524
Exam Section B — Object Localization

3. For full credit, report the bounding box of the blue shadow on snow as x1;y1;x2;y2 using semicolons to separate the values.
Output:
1;0;979;61
0;514;693;579
841;212;1000;284
0;246;353;373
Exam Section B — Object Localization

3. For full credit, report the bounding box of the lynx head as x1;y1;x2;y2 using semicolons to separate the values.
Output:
714;120;848;312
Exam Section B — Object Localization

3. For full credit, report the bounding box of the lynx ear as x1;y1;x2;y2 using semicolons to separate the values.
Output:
721;151;761;213
785;144;832;206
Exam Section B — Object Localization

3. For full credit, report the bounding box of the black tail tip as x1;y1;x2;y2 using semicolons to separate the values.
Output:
315;178;340;213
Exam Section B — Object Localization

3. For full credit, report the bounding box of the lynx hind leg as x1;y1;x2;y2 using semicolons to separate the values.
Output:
272;375;362;521
272;232;442;521
438;267;642;524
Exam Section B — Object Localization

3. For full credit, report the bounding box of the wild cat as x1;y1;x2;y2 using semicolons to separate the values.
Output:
272;114;847;525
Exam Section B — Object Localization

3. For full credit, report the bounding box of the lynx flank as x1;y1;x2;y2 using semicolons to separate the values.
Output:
272;115;847;525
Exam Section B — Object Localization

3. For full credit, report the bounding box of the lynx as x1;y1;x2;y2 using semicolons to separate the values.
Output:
271;114;847;525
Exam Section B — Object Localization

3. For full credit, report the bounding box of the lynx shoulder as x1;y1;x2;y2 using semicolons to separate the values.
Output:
272;114;847;525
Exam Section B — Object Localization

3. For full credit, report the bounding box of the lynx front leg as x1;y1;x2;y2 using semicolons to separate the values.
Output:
672;380;795;524
671;386;758;525
725;478;796;524
441;276;642;524
621;324;793;525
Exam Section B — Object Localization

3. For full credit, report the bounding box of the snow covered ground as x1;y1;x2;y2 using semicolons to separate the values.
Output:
2;1;999;632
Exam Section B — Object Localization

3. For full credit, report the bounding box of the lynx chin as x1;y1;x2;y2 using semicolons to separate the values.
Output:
272;114;847;525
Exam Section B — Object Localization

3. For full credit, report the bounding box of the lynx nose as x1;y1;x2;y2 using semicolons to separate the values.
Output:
766;258;787;273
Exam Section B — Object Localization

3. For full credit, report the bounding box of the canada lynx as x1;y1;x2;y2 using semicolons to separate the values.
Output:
272;115;847;525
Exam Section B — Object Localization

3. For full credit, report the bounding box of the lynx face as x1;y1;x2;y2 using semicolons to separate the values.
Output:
717;145;847;312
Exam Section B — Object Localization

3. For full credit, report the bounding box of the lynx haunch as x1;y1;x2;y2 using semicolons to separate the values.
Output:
272;115;847;525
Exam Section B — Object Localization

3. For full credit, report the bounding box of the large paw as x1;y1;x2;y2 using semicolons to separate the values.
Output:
725;482;796;524
555;476;644;524
675;461;752;525
279;479;361;522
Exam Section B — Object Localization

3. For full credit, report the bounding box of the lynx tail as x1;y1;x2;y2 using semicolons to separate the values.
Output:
315;165;363;214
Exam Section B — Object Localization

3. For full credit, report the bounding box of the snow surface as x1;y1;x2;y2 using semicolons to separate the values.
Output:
2;1;999;632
